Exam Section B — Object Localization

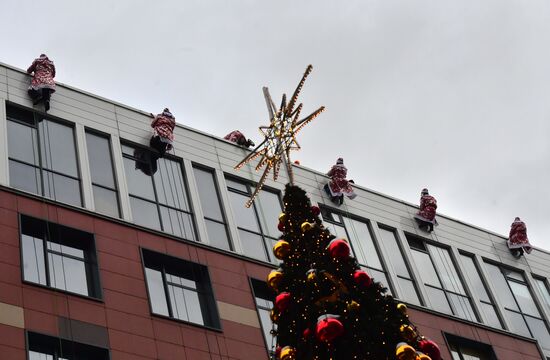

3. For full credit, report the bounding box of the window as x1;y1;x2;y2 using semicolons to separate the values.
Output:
20;215;101;298
122;144;195;239
446;333;497;360
377;226;421;305
534;277;550;315
142;249;220;328
251;279;277;356
484;262;550;350
193;167;231;250
460;254;503;328
85;131;120;217
407;237;477;321
226;178;282;262
27;331;109;360
321;208;392;293
7;105;81;206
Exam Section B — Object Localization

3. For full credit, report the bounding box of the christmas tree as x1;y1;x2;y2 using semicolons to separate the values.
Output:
267;185;441;360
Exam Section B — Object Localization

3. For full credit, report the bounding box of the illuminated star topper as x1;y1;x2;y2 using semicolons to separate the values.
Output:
235;65;325;207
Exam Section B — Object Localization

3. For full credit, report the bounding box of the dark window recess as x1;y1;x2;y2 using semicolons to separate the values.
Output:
7;104;82;206
142;249;220;329
251;279;277;356
27;331;109;360
20;215;101;299
226;178;282;263
85;131;120;217
446;333;497;360
122;144;196;240
193;167;232;251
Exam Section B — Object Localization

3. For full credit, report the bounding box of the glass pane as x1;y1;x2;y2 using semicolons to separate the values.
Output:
130;197;161;230
184;289;204;325
123;157;155;200
429;245;465;294
325;223;348;239
229;191;260;232
85;132;116;188
255;296;273;309
205;219;231;250
256;190;282;238
504;310;531;337
193;168;224;221
365;267;391;295
155;158;190;211
480;302;503;329
43;171;82;206
503;268;524;282
525;316;550;349
450;349;461;360
47;242;84;258
460;255;491;303
21;235;47;285
9;160;41;195
92;185;120;217
484;263;519;310
29;351;53;360
425;286;452;314
448;293;477;321
259;308;276;349
397;278;421;306
145;268;169;316
343;217;383;270
39;119;78;177
410;249;441;288
509;281;541;317
239;230;268;261
48;253;88;296
378;228;411;279
225;178;248;192
7;120;39;165
159;206;196;240
169;285;188;321
321;208;341;224
535;279;550;314
166;272;196;289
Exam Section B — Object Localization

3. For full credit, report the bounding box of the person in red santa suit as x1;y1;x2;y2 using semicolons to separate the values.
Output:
27;54;56;111
224;130;255;148
324;158;356;205
507;217;532;257
150;108;176;157
414;188;438;232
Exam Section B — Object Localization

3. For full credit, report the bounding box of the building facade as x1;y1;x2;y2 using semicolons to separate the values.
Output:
0;61;548;359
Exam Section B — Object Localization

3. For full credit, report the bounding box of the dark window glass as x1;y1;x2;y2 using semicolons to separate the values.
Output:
86;132;120;217
142;249;220;328
534;278;550;315
446;334;497;360
193;167;231;250
6;105;82;206
226;178;282;262
123;144;195;239
251;279;277;356
28;331;109;360
20;215;101;299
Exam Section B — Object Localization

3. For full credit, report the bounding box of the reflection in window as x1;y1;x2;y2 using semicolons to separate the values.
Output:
484;262;550;350
321;208;392;293
28;331;109;360
407;237;477;321
377;227;421;305
226;178;282;262
142;249;220;328
85;131;120;217
122;144;195;239
7;105;81;206
20;215;101;298
193;167;232;250
251;279;277;356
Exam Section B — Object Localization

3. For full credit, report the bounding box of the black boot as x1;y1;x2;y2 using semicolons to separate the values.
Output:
43;89;51;111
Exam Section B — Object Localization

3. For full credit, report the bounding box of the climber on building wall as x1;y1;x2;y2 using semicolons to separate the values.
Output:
224;130;255;148
414;188;438;232
150;108;176;157
324;158;356;205
508;217;532;257
27;54;56;111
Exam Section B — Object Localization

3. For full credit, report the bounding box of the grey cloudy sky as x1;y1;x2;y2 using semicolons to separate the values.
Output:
2;1;549;249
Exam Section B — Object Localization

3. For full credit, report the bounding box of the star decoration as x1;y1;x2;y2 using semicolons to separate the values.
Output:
235;65;325;207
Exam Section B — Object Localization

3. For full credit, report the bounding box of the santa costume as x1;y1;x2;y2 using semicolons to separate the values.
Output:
324;158;356;204
507;217;532;257
414;188;438;232
27;54;56;111
150;108;176;156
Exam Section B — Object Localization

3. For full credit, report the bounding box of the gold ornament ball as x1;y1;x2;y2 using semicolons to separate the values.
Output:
267;269;283;290
395;342;417;360
397;303;408;315
273;240;291;260
399;325;416;340
280;346;296;360
417;352;432;360
347;300;360;311
279;213;287;222
300;222;313;232
306;269;317;282
270;309;279;322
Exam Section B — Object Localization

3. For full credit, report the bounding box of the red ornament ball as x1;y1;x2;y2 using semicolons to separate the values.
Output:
302;327;312;338
327;239;350;258
278;222;285;232
419;339;441;360
275;292;291;312
275;346;282;357
353;270;372;287
311;205;321;216
316;315;344;343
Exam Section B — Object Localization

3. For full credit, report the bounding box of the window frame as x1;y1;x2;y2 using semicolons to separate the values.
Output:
320;206;394;294
18;214;103;301
140;248;221;331
444;333;497;360
6;103;83;207
26;330;111;360
250;278;277;357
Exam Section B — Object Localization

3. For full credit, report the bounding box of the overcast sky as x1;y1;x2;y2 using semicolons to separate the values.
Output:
2;1;549;249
